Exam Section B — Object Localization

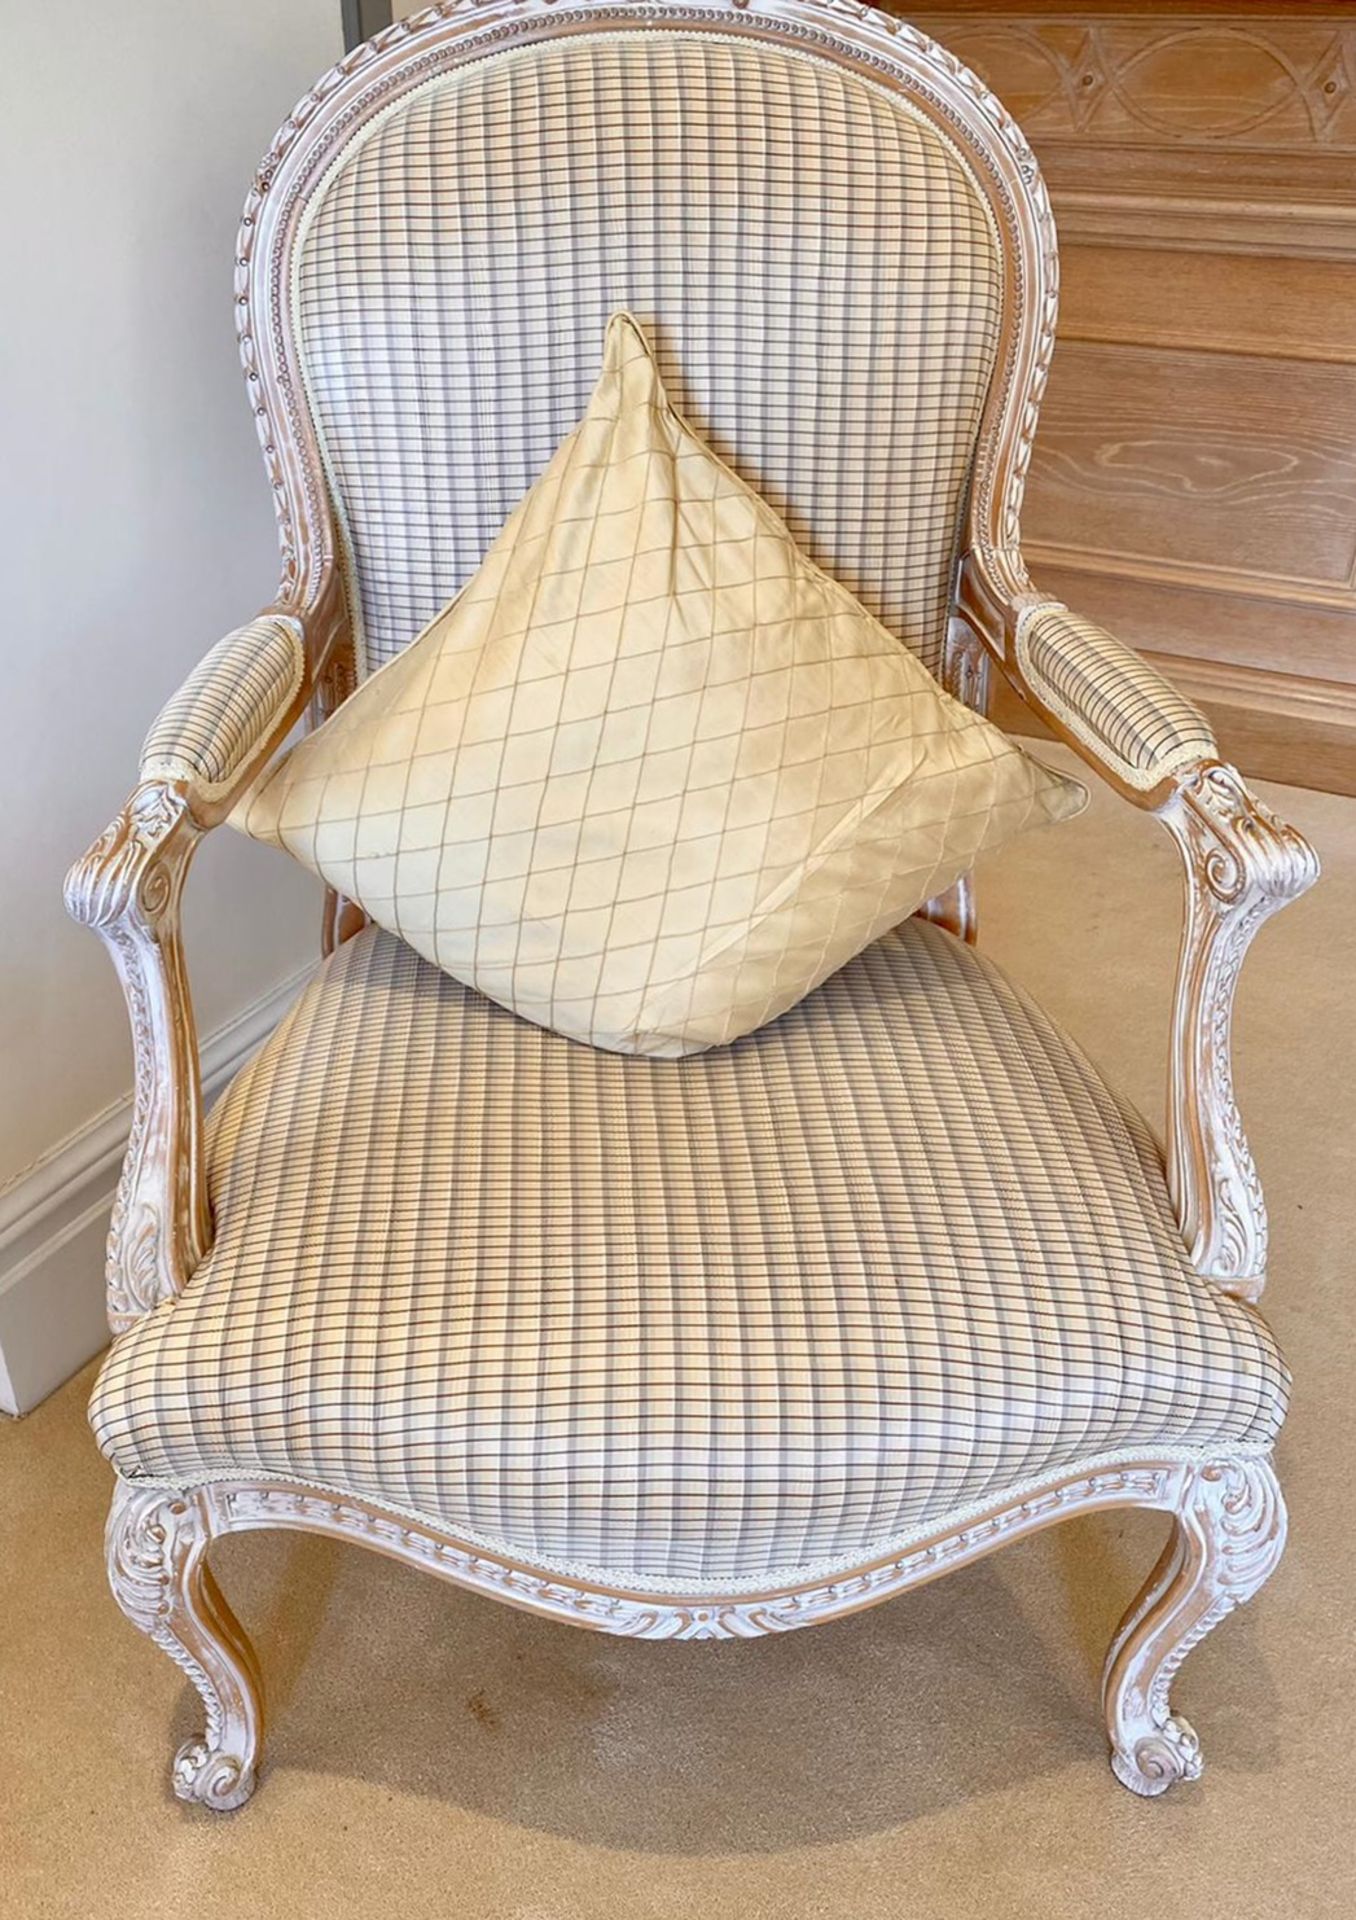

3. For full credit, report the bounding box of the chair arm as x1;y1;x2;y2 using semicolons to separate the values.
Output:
956;556;1217;803
955;560;1318;1295
65;784;209;1332
1011;600;1219;795
1158;763;1318;1298
138;614;307;815
65;603;331;1334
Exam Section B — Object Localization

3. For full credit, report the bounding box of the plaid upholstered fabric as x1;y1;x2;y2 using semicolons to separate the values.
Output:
1016;603;1217;790
140;616;305;795
292;33;1002;681
91;921;1286;1586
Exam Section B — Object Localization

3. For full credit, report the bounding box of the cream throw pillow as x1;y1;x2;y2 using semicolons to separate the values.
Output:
235;313;1084;1056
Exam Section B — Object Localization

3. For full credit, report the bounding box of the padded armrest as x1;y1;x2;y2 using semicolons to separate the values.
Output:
139;615;307;800
66;601;330;1332
1013;601;1217;793
958;561;1319;1295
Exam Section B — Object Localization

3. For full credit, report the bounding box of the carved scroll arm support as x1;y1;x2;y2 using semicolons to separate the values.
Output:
1157;764;1319;1297
957;557;1319;1296
66;784;208;1333
64;590;343;1335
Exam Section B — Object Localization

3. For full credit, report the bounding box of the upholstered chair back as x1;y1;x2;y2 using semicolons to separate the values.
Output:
244;4;1050;692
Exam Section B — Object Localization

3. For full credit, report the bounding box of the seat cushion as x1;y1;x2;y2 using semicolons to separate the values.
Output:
91;921;1286;1588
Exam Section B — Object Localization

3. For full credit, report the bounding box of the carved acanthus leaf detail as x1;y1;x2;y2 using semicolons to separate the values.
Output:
64;782;190;932
1104;1457;1286;1796
1159;763;1319;1293
210;1465;1176;1642
65;785;209;1331
107;1482;202;1635
107;1482;262;1810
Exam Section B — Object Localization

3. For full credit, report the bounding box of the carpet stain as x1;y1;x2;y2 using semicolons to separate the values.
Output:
467;1690;499;1732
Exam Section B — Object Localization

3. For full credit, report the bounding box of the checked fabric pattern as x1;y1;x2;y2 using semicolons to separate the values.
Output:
1016;602;1217;791
236;313;1082;1056
140;616;305;798
90;919;1287;1588
291;31;1003;681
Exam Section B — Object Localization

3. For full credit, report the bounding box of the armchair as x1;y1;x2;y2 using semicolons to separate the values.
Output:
67;0;1317;1814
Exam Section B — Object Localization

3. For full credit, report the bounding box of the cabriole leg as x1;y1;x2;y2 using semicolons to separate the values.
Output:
1103;1458;1285;1796
106;1479;263;1810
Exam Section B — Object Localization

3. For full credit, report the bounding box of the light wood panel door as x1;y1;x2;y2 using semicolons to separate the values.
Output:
911;1;1356;793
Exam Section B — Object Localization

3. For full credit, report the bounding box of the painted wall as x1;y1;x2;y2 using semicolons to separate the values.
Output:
0;0;342;1408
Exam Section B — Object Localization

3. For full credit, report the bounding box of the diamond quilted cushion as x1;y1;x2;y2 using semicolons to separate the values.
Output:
233;313;1085;1055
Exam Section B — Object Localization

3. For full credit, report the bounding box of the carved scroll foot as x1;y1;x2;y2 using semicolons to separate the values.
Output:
1103;1458;1285;1797
107;1480;263;1811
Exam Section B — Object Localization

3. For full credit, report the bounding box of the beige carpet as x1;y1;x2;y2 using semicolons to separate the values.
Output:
4;744;1353;1920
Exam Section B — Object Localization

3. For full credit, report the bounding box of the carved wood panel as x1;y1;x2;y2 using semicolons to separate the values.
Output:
923;16;1356;149
911;4;1356;793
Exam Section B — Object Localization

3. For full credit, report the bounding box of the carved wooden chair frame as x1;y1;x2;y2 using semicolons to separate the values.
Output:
67;0;1317;1811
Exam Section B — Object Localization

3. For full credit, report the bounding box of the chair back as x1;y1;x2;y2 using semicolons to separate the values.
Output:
242;0;1056;691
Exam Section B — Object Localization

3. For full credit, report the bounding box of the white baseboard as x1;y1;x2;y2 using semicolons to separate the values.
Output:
0;965;311;1417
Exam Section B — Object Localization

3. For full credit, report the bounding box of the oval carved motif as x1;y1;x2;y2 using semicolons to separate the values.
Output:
1108;31;1301;141
938;27;1068;124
